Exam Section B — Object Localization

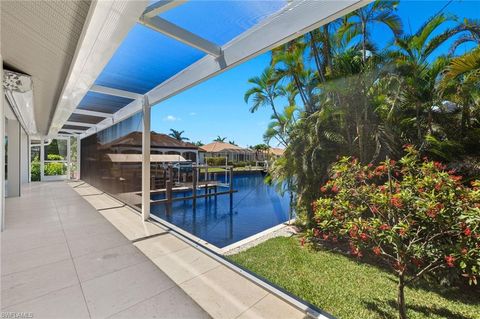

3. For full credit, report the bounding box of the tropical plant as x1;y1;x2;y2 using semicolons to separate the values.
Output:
308;146;480;319
245;67;283;123
168;129;189;141
339;0;402;61
214;136;227;142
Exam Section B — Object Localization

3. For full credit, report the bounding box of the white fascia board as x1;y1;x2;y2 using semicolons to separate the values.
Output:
140;16;222;57
80;0;370;139
143;0;187;19
48;0;149;137
90;84;142;100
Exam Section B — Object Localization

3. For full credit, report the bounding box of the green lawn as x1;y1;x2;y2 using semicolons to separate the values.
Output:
228;237;480;319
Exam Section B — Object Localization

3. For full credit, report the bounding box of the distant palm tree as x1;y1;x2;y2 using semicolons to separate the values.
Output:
169;129;189;141
214;136;226;142
194;141;204;147
228;140;237;146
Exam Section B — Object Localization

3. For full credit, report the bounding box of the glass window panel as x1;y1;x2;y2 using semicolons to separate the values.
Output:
44;139;68;161
30;145;40;181
43;162;67;176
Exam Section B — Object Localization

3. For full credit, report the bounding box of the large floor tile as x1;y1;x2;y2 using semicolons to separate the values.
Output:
82;194;124;210
74;186;103;196
109;286;211;319
1;259;79;308
236;294;306;319
180;266;268;319
82;261;176;318
2;285;90;319
151;246;219;284
100;207;166;241
74;244;147;282
1;242;71;275
134;234;190;259
1;229;67;255
67;230;130;258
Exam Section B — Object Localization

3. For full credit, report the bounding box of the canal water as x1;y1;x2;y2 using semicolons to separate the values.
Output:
151;172;291;248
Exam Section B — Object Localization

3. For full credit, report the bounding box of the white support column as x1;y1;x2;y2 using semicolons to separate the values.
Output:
77;136;81;180
66;137;71;179
27;135;31;183
7;119;21;197
141;96;151;221
40;139;45;181
20;128;29;184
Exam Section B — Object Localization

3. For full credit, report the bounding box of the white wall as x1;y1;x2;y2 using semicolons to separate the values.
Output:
7;117;20;197
20;128;29;184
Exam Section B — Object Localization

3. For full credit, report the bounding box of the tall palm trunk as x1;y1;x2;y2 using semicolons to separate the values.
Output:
293;74;311;113
322;25;333;72
416;103;422;142
309;31;326;83
362;21;367;62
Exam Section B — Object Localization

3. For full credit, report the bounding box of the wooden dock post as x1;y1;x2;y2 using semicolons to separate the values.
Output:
192;166;197;206
229;167;233;193
166;164;173;204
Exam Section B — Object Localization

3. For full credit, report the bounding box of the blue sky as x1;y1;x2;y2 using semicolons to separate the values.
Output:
150;0;479;148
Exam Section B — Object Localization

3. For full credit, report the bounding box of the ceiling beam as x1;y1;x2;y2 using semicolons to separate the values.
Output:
59;129;85;134
143;0;186;19
140;16;222;57
72;109;114;118
90;84;142;100
80;0;370;139
64;121;95;128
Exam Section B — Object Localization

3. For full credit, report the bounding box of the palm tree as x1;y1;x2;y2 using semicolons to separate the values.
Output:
271;41;315;113
440;47;480;135
244;67;283;123
214;136;226;142
228;140;237;146
339;0;402;62
393;14;474;142
168;129;189;141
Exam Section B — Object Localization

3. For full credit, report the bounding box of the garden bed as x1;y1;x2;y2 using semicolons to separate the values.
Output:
228;237;480;319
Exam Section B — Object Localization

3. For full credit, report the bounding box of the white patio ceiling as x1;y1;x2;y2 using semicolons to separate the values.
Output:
46;0;370;139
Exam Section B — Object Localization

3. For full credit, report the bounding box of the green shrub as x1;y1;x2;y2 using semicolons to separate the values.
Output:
206;157;227;166
44;162;66;176
31;161;40;181
309;145;480;319
47;154;63;161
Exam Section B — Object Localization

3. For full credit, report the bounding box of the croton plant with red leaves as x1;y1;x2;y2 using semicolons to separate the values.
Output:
307;146;479;319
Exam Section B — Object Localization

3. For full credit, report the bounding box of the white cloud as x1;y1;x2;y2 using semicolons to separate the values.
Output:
189;112;197;116
163;115;179;122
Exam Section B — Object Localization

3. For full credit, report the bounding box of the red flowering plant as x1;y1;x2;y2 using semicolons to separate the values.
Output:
307;146;480;319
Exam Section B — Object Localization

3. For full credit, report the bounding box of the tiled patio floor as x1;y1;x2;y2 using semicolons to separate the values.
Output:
1;181;308;319
1;182;209;319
